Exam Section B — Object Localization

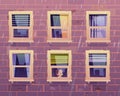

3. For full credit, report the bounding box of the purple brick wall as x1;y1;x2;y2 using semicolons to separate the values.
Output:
0;0;119;96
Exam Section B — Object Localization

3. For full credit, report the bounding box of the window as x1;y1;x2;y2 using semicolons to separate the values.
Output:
9;50;34;82
47;50;72;82
9;11;33;42
47;11;72;42
86;11;110;43
85;50;110;83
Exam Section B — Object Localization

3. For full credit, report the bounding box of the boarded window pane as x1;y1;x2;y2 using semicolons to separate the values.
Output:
89;54;107;66
89;15;107;26
12;54;30;65
90;68;106;77
12;14;30;26
14;29;28;37
52;68;67;77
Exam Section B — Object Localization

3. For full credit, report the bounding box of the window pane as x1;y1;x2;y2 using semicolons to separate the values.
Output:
51;14;60;26
52;29;62;38
52;68;67;77
12;53;30;65
14;67;29;77
51;54;68;66
12;14;30;26
90;28;106;38
89;15;107;26
90;68;106;77
89;54;107;66
14;29;28;37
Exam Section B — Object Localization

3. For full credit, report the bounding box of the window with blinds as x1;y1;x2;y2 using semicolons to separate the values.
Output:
86;11;110;43
9;11;33;42
47;50;72;82
9;50;34;82
86;50;110;83
47;11;72;42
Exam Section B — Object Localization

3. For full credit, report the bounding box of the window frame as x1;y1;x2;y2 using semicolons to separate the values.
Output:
85;50;110;83
86;11;110;43
47;11;72;43
9;11;33;43
47;50;72;82
9;50;34;82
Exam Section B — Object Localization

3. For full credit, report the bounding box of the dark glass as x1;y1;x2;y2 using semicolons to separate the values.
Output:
89;15;107;26
12;14;30;26
52;68;67;77
52;29;62;38
12;54;30;65
14;29;28;37
89;54;107;66
90;68;106;77
14;67;29;77
50;14;60;26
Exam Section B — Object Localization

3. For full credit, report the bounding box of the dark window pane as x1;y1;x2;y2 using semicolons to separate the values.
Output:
12;14;30;26
52;68;67;77
12;54;30;65
14;67;29;77
14;29;28;37
51;54;68;66
89;15;107;26
89;54;107;66
51;14;60;26
52;29;62;38
90;68;106;77
90;28;106;38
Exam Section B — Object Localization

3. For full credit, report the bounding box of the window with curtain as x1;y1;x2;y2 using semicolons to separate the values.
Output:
86;11;110;42
9;50;34;82
47;50;72;82
9;11;33;42
86;50;110;83
47;11;72;42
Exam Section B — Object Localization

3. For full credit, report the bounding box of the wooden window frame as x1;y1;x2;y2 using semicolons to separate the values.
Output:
47;50;72;82
85;50;110;83
9;11;33;43
86;11;110;43
47;11;72;43
9;50;34;82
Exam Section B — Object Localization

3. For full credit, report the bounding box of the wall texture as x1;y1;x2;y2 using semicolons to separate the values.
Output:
0;0;120;96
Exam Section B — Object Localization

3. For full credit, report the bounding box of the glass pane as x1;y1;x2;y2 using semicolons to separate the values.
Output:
89;54;107;66
51;54;68;66
89;15;107;26
90;68;106;77
12;53;30;65
52;29;62;38
14;67;29;77
12;14;30;26
14;29;28;37
52;68;67;77
51;14;60;26
90;28;106;38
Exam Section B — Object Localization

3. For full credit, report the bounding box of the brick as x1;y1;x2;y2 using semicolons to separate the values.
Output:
9;84;26;91
28;85;43;92
17;92;37;96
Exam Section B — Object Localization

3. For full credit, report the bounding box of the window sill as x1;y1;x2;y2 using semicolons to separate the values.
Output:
86;40;111;43
9;79;34;83
47;40;72;43
85;79;110;83
47;79;72;83
8;40;34;43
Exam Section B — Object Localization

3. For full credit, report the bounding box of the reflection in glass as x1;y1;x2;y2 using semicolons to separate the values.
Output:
52;29;62;38
14;29;28;37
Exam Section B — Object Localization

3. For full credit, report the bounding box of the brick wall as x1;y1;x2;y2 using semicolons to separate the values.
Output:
0;0;119;96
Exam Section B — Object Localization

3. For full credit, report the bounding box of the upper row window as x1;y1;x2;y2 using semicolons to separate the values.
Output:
9;11;33;42
8;11;110;43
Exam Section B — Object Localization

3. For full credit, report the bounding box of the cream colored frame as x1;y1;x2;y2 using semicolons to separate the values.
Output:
86;11;110;43
47;50;72;82
47;11;72;43
85;50;110;83
9;50;34;82
9;11;33;42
